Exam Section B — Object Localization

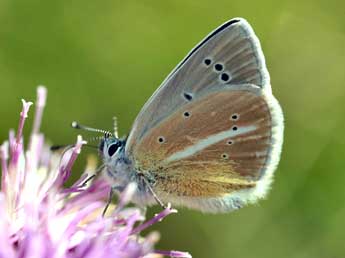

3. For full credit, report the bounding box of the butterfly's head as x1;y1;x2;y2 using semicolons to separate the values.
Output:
99;135;125;161
99;135;134;190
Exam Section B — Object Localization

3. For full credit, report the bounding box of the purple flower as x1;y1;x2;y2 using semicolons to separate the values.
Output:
0;86;191;258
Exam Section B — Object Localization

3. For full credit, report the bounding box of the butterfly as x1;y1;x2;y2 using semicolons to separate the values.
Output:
82;18;284;213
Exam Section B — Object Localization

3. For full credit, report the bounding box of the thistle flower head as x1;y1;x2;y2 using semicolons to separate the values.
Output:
0;86;191;258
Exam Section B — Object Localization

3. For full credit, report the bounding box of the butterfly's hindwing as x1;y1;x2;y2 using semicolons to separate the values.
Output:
132;85;274;198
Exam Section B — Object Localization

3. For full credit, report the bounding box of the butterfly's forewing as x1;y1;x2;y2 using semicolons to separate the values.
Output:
126;18;270;151
126;18;283;212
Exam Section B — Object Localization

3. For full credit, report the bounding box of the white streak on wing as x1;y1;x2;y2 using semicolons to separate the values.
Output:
165;125;257;163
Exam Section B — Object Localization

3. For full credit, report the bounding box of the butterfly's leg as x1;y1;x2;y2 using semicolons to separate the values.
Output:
80;164;105;187
140;175;167;209
102;186;117;217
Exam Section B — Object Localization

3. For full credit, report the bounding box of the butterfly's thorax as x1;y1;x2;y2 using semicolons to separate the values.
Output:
103;146;156;205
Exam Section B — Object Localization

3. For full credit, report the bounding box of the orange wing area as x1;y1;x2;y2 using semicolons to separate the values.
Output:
131;87;273;198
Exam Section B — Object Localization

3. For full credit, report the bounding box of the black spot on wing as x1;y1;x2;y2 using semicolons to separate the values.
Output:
183;111;191;118
157;136;165;143
204;58;212;66
214;63;224;72
183;92;193;101
169;19;241;78
220;73;230;82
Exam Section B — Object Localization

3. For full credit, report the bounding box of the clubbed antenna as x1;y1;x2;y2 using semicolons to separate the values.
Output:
51;123;109;152
71;121;112;137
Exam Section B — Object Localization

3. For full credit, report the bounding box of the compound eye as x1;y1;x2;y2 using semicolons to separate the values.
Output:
107;143;119;156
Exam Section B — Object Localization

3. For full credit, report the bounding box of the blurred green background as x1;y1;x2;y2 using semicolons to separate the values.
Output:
1;0;345;257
